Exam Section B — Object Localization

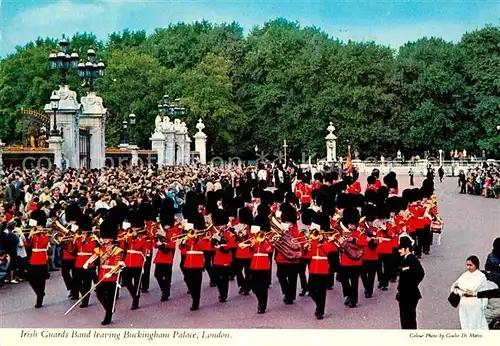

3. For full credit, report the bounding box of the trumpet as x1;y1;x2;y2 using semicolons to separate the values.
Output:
171;223;214;242
238;231;271;248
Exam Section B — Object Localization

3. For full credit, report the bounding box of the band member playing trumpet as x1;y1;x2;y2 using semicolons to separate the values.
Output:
248;225;273;314
26;224;50;308
179;217;210;311
74;215;98;308
56;225;79;300
123;211;148;310
298;208;316;297
375;204;395;291
83;220;124;325
234;206;254;295
212;210;237;303
307;214;337;320
153;215;177;302
360;205;381;298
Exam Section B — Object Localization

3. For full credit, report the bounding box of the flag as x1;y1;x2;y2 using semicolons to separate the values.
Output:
345;145;352;174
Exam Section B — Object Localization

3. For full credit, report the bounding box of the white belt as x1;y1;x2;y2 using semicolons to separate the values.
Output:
32;249;47;252
102;265;115;269
312;256;327;260
77;252;92;256
187;251;203;255
253;253;268;257
127;250;143;254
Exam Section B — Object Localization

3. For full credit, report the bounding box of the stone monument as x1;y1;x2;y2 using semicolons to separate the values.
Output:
325;122;337;162
80;92;107;169
44;86;80;168
194;119;207;164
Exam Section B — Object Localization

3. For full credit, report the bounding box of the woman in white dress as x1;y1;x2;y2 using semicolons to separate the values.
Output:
451;255;489;329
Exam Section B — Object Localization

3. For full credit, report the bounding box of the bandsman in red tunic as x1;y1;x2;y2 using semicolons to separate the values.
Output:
83;219;124;325
139;202;156;293
73;215;99;308
122;211;148;310
275;203;304;305
234;206;253;295
248;225;273;314
154;211;179;302
59;230;78;300
338;207;367;308
26;226;50;308
211;210;238;303
360;205;381;298
179;216;210;311
307;213;337;319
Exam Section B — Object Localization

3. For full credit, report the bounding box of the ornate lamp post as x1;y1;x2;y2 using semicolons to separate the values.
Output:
128;113;136;146
158;95;186;118
77;46;106;92
254;145;258;162
48;35;79;86
50;91;61;137
122;120;128;145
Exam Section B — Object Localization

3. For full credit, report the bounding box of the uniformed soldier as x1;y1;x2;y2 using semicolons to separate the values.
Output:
26;225;50;308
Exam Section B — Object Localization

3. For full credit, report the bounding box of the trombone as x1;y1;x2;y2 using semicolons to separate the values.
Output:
170;223;214;242
238;230;271;248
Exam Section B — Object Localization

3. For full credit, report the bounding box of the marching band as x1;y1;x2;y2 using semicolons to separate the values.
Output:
10;167;442;325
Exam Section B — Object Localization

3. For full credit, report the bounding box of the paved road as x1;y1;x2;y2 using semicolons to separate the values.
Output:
1;175;499;329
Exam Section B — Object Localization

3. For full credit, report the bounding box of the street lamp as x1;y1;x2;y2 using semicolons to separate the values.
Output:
122;120;128;144
50;91;61;136
48;34;79;86
158;95;185;118
254;145;258;162
77;46;106;92
129;114;136;145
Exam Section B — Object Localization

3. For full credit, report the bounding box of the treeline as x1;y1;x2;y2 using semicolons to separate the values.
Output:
0;19;499;159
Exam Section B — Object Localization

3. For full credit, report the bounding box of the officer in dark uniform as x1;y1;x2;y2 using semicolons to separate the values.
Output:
396;236;425;329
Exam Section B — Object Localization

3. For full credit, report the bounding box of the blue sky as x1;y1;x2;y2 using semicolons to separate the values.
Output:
0;0;498;57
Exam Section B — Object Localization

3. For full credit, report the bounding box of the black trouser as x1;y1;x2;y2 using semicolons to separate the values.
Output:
340;265;361;305
391;248;400;281
16;256;27;280
154;263;172;298
377;253;394;288
298;258;310;292
96;281;117;321
268;253;273;286
235;258;252;293
410;176;414;186
184;268;203;308
460;182;466;193
203;251;216;284
141;255;152;291
308;274;327;315
421;225;431;253
361;260;379;295
277;263;299;302
414;229;423;256
61;259;77;296
250;270;269;310
28;264;48;300
214;265;231;300
229;249;237;280
123;267;142;301
74;267;94;305
327;251;339;288
399;299;419;329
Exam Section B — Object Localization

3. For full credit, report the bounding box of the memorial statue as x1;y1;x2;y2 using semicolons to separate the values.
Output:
155;115;162;133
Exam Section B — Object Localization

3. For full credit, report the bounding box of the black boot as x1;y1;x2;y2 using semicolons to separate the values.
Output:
131;297;139;310
258;306;266;314
35;295;44;308
101;312;112;326
161;293;169;302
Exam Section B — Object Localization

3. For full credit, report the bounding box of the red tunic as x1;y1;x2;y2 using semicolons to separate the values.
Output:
300;184;312;204
250;242;273;271
235;225;253;259
124;236;148;268
362;227;380;261
309;242;336;275
153;236;176;264
295;181;305;199
95;245;124;282
29;233;50;265
181;238;208;269
62;241;77;260
312;181;323;190
75;237;99;268
376;225;395;254
339;229;367;266
213;231;238;267
346;181;362;194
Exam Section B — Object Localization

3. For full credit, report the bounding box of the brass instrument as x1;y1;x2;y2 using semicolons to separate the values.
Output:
238;230;272;248
170;223;214;242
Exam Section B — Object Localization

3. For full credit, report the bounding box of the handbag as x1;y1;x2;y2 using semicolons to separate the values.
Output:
448;288;461;308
